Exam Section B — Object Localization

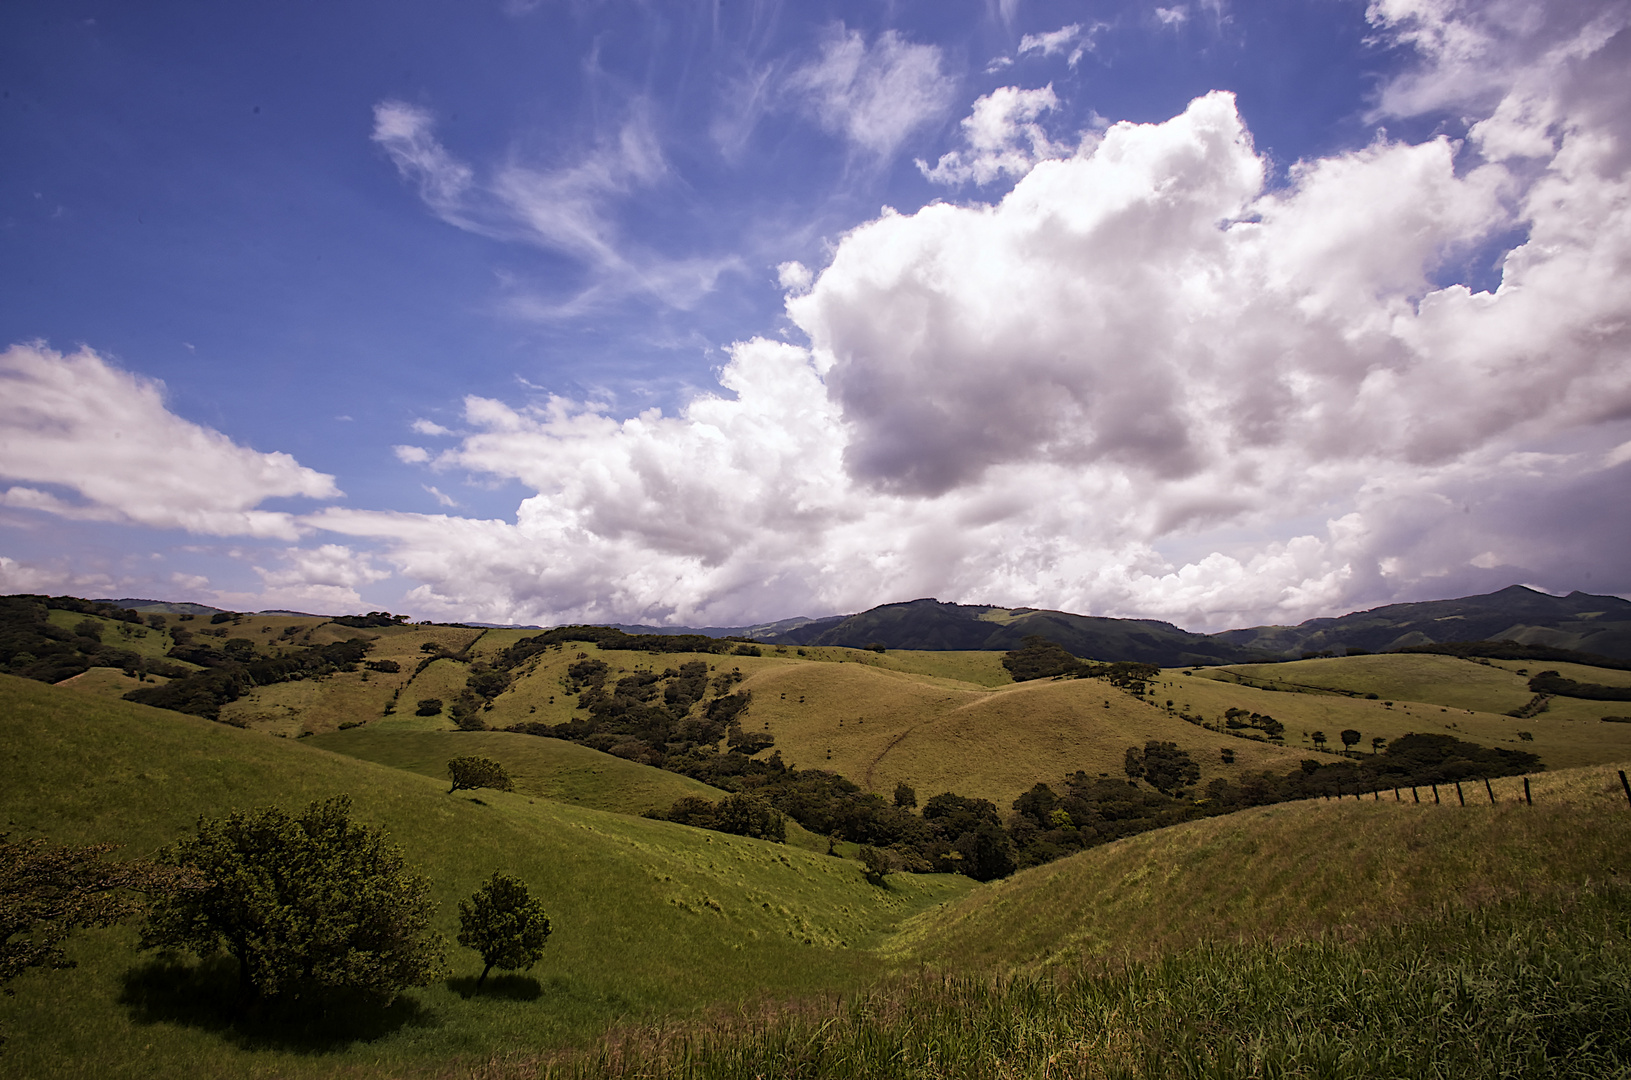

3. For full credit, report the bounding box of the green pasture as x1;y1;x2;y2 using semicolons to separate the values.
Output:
0;674;973;1079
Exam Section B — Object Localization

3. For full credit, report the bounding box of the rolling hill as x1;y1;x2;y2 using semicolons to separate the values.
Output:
8;603;1631;1078
898;760;1631;971
0;673;974;1078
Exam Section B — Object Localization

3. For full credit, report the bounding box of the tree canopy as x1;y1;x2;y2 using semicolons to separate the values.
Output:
140;796;444;1003
447;757;515;795
457;872;552;989
2;834;184;1042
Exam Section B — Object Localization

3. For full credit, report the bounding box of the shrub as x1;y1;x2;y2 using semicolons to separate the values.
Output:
140;796;444;1003
447;757;514;795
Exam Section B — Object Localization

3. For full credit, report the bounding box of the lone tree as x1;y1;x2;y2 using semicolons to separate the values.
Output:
1311;731;1329;750
1340;729;1362;753
140;796;445;1003
448;756;514;795
1371;736;1387;754
457;872;552;990
893;782;918;810
858;845;893;886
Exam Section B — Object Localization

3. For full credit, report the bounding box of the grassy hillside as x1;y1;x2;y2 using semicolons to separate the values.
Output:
541;882;1631;1080
1181;656;1631;769
897;759;1631;973
741;664;1309;807
306;727;733;816
43;609;177;661
0;674;973;1079
54;666;170;700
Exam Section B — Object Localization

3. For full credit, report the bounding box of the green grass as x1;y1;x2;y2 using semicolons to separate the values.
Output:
894;760;1631;973
54;666;171;700
533;883;1631;1080
305;728;735;817
0;674;974;1078
737;664;1309;807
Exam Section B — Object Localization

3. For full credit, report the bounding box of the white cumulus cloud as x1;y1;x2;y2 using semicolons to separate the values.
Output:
311;0;1631;630
0;343;339;539
918;85;1065;186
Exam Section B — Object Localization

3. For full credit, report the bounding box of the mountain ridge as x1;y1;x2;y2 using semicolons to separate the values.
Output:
70;584;1631;665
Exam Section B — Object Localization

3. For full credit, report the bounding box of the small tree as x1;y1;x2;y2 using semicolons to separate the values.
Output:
1311;731;1328;750
857;846;892;886
1371;736;1387;754
415;698;444;716
893;782;917;810
457;872;552;990
140;796;444;1003
448;757;514;795
1340;729;1361;753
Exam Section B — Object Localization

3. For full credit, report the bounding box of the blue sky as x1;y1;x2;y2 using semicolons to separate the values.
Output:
3;0;1630;630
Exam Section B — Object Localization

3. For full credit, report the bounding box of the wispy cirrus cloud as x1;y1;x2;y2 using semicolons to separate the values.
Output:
784;25;956;159
371;100;740;314
1017;22;1097;67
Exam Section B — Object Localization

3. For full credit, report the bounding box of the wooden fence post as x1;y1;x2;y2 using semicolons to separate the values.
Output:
1412;787;1419;803
1484;778;1495;804
1524;777;1532;806
1619;770;1630;809
1455;781;1465;806
1432;784;1440;805
1394;787;1401;801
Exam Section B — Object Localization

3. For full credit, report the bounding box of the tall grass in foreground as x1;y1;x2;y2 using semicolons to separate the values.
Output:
491;884;1631;1080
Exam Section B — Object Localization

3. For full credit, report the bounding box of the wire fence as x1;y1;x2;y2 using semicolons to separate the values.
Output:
1321;768;1631;809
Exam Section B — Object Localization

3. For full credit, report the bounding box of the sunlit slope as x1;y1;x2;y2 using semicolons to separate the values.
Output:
217;623;486;735
741;665;1310;807
44;608;178;661
1207;652;1631;708
307;727;731;816
898;760;1631;973
54;666;169;700
0;674;974;1079
1169;657;1631;769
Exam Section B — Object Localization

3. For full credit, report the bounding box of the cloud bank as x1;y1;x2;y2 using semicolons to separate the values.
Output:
0;343;339;539
331;0;1631;629
11;2;1630;631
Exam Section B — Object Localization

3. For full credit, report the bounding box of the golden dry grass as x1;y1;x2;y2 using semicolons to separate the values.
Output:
739;666;1311;807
